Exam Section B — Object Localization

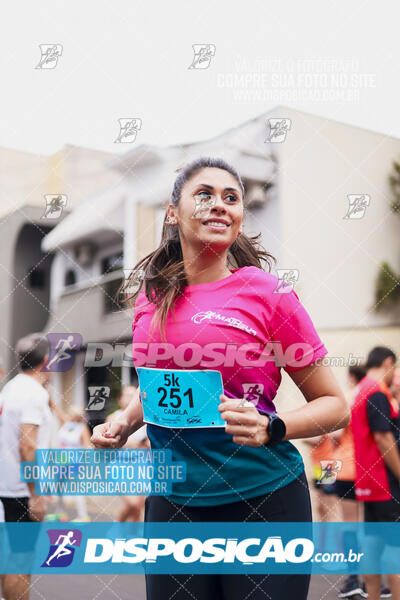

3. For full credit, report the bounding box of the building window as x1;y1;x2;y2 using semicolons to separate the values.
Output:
101;252;123;275
29;268;45;288
104;277;124;313
65;269;77;286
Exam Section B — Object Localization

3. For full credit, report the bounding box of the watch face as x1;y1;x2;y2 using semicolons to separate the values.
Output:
270;416;286;441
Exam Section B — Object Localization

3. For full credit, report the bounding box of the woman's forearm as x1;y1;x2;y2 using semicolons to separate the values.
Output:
280;395;350;441
119;387;144;435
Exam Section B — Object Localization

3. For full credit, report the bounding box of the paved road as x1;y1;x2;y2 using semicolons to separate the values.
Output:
21;504;367;600
28;573;357;600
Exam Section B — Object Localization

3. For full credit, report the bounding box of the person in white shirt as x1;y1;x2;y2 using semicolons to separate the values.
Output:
0;358;5;525
0;333;52;600
0;359;5;600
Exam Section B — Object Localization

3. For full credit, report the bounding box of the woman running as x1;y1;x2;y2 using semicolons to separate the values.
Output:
91;156;349;600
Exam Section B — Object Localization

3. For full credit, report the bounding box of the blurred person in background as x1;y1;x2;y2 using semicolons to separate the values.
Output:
49;400;92;521
332;364;369;599
304;433;338;521
332;365;366;517
107;385;149;522
0;334;52;600
0;359;5;600
106;385;137;422
352;346;400;600
0;358;5;525
390;367;400;402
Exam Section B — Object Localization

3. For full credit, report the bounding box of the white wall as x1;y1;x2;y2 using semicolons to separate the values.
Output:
278;106;400;330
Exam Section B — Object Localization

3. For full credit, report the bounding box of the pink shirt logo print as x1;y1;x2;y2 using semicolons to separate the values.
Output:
191;311;258;337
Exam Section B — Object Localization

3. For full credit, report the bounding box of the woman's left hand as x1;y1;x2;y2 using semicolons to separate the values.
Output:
218;394;270;447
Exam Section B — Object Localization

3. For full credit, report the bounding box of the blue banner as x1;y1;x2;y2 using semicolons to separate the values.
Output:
20;449;186;495
1;522;399;574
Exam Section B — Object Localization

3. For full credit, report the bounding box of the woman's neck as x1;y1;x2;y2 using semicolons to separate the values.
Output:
184;257;232;286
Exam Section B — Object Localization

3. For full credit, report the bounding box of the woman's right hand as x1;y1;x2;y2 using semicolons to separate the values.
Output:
90;420;131;449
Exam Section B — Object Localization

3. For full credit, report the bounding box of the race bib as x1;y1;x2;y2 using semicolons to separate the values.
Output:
136;367;225;429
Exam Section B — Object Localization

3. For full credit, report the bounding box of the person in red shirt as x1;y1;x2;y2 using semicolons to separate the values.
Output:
351;346;400;600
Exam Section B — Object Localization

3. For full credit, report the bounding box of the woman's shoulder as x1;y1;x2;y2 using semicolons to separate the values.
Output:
238;265;276;285
238;266;290;299
134;289;154;313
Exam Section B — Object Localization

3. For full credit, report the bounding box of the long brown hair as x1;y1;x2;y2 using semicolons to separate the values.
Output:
122;156;276;341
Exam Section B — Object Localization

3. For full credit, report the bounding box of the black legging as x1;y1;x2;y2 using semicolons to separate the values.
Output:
144;470;312;600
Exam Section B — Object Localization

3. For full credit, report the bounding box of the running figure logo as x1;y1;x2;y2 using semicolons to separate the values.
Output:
87;386;110;411
123;268;145;295
265;118;291;143
190;192;216;220
44;334;82;372
343;194;371;219
42;529;82;568
35;44;63;69
41;194;67;219
241;383;264;407
273;269;299;294
318;460;342;485
114;118;142;143
188;44;216;69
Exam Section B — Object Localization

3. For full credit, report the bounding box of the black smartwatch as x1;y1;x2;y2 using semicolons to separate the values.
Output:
264;413;286;447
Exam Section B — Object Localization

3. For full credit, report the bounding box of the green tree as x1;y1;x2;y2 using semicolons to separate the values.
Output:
374;160;400;311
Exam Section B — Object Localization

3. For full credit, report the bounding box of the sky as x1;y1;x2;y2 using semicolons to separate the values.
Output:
1;0;399;156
